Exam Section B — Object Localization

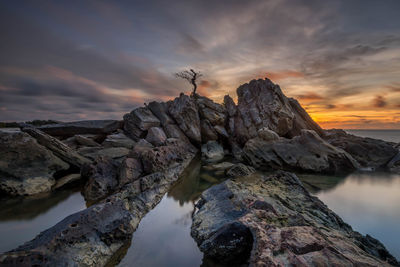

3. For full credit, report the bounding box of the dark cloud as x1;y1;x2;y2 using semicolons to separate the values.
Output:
372;95;387;108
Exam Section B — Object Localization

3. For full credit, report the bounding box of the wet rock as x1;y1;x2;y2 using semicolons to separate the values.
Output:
38;120;122;137
201;141;224;163
123;107;160;140
226;163;255;177
53;173;81;190
191;171;399;266
145;127;167;146
324;129;398;170
21;127;91;167
168;94;201;145
82;156;119;202
75;134;101;147
102;132;136;149
78;147;130;161
0;130;69;196
203;162;235;172
243;130;359;174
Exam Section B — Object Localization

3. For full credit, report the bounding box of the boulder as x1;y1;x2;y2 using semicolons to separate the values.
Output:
201;141;224;163
191;171;398;266
75;135;100;147
53;173;81;190
145;127;167;146
168;94;201;145
197;96;226;126
200;120;218;142
119;157;143;186
123;107;160;140
226;163;255;177
147;101;174;126
38;120;122;137
102;132;135;149
324;129;398;170
163;124;190;143
257;127;279;141
243;130;359;174
82;156;119;202
21;127;91;167
0;130;69;196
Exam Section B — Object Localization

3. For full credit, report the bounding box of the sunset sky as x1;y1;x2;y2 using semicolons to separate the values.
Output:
1;0;400;129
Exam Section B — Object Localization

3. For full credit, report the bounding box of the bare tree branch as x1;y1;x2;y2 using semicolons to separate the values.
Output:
174;69;203;95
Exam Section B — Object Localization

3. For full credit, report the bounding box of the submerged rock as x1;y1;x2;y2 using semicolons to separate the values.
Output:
201;141;225;163
191;171;399;266
243;130;359;174
0;130;69;196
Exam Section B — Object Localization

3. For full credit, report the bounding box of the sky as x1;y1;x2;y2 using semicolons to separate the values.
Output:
1;0;400;129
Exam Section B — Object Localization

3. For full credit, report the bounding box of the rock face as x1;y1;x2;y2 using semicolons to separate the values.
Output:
168;94;201;145
201;141;224;163
191;171;399;266
243;130;359;174
225;78;323;146
145;127;167;146
123;107;160;141
324;129;398;170
0;130;69;196
38;120;122;137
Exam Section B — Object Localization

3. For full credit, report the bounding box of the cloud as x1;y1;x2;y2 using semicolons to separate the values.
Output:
295;92;324;101
265;70;304;82
372;95;387;108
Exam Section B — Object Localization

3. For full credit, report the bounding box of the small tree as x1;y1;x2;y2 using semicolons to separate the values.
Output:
175;69;203;95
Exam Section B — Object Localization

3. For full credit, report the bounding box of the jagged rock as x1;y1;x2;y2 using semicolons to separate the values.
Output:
38;120;122;137
0;129;69;196
82;156;119;202
191;171;398;266
78;147;130;161
0;143;197;266
163;124;190;143
223;95;236;117
226;163;255;177
243;130;359;174
197;96;226;126
21;127;92;167
147;101;174;126
201;141;224;163
257;127;279;141
75;134;100;147
324;129;398;170
213;125;229;138
102;132;135;149
119;157;143;186
123;107;160;140
228;78;323;145
200;119;218;142
53;173;81;190
168;94;201;145
145;127;167;146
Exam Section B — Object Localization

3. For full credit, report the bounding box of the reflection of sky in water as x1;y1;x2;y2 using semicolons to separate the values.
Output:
0;191;86;253
315;173;400;259
118;195;202;267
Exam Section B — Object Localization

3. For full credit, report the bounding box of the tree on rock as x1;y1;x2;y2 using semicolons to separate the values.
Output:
175;69;203;95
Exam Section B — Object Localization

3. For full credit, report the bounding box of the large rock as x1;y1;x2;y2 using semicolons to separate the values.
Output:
147;101;174;126
243;130;359;174
119;157;143;186
324;129;398;170
21;127;91;167
201;141;225;163
123;107;160;140
38;120;122;137
0;130;69;196
191;171;398;266
168;94;201;145
227;78;323;145
102;132;135;149
145;127;167;146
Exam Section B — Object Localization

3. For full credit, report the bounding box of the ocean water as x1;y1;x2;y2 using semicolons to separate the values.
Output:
345;129;400;143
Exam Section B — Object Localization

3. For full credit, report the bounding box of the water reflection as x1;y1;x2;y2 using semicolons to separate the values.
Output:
299;172;400;260
0;187;86;253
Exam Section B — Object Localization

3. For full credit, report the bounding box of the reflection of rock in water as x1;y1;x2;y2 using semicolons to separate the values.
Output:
0;187;83;221
298;174;346;194
168;156;201;205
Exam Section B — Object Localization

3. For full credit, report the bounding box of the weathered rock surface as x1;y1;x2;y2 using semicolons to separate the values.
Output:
243;130;359;174
21;127;92;168
53;173;81;190
145;127;167;146
75;134;101;147
168;94;201;145
38;120;122;137
102;132;135;149
324;129;398;170
123;107;160;140
0;130;69;196
78;147;130;161
191;171;399;266
201;141;224;163
119;157;143;186
226;163;255;178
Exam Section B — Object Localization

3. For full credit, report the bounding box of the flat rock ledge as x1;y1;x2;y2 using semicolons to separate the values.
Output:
191;171;399;266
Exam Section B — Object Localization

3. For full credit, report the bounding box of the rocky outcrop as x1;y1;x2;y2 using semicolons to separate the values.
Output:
0;129;69;196
21;126;92;168
191;171;399;266
324;129;398;170
243;130;359;174
38;120;122;137
201;141;224;163
123;107;160;141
